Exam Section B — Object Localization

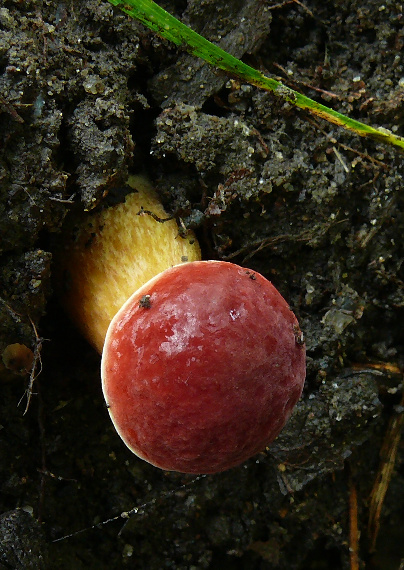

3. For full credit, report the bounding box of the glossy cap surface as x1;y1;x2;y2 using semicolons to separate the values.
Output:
102;261;306;474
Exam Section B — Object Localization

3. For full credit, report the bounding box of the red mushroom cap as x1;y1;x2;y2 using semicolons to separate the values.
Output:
101;261;306;474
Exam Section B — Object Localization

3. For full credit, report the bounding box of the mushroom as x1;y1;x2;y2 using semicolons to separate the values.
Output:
58;174;201;353
59;177;305;474
101;260;305;474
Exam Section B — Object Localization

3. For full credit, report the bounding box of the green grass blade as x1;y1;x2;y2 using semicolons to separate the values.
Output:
107;0;404;153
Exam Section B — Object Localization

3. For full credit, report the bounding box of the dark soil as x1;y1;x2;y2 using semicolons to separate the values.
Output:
1;0;404;568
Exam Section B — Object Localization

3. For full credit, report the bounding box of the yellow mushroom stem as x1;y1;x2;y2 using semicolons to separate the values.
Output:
58;175;201;353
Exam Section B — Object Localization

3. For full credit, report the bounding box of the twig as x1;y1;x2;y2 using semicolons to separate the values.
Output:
18;317;46;415
52;474;206;542
349;474;360;570
222;216;347;263
137;206;174;223
368;386;404;552
0;95;25;123
49;193;76;204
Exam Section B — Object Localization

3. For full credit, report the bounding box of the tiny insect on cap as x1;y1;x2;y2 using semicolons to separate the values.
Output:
101;260;306;474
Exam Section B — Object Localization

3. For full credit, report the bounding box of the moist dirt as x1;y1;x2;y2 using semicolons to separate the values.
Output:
1;0;403;568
